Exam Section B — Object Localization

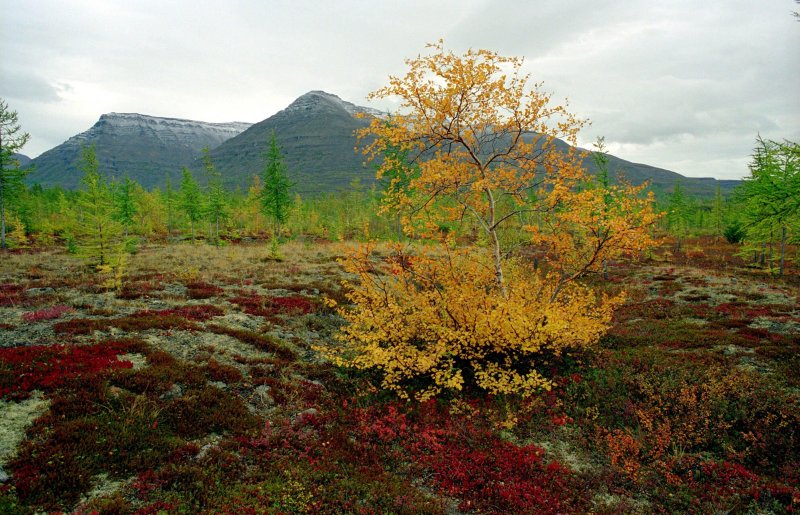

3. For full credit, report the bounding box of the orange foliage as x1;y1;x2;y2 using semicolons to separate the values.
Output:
606;428;643;481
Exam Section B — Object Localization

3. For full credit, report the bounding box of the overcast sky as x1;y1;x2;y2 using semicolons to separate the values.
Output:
2;0;798;180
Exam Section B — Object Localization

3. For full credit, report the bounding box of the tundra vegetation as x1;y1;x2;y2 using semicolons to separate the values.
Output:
0;42;798;513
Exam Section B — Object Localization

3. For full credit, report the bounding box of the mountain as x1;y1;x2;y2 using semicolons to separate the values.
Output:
24;91;738;197
10;153;32;168
26;113;252;189
205;91;380;193
208;90;737;197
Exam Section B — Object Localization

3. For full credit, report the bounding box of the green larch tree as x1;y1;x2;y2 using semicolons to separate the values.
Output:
179;167;204;243
75;145;123;267
261;131;293;238
164;176;176;236
0;99;32;250
667;180;690;253
738;137;800;276
201;147;227;245
113;176;138;238
711;184;726;239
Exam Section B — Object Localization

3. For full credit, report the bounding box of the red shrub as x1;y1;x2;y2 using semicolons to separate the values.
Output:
117;281;160;300
134;304;225;322
230;293;314;317
205;324;296;361
186;281;224;300
21;304;74;323
271;296;315;314
348;401;581;513
715;302;749;318
0;284;24;307
0;341;135;400
204;358;243;384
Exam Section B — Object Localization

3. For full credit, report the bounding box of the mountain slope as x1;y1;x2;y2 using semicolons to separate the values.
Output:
558;139;739;197
10;153;32;168
206;91;378;193
27;114;251;189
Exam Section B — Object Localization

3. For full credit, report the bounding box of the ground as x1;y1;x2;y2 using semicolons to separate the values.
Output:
0;239;797;513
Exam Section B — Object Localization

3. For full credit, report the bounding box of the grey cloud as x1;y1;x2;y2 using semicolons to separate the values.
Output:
0;70;63;103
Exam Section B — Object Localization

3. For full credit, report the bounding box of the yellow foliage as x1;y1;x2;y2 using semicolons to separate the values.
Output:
326;243;622;400
98;251;127;291
358;40;658;291
529;179;660;281
5;212;28;249
332;42;656;400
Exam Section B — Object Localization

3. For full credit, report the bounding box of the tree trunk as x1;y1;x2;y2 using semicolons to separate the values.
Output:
768;229;773;273
484;187;505;296
489;226;505;295
0;197;6;250
98;220;106;267
780;225;786;277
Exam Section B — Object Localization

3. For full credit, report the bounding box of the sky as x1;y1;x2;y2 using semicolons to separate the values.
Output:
2;0;798;180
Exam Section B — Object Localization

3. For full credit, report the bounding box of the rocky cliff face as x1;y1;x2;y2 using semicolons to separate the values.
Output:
27;113;251;189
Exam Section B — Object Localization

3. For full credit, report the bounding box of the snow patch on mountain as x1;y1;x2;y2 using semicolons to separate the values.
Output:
283;91;385;118
68;113;252;147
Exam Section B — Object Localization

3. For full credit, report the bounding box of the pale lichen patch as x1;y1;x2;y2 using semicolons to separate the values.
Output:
0;392;50;465
119;352;148;370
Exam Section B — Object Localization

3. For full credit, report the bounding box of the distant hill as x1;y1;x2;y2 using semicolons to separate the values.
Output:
564;141;739;198
205;90;381;194
26;113;251;189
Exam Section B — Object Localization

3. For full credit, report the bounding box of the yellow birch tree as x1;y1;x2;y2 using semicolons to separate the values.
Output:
328;41;658;400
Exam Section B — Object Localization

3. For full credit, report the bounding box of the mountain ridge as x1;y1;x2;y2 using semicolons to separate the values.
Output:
24;91;738;197
26;113;252;189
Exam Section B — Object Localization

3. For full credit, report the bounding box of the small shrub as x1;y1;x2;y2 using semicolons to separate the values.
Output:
112;348;206;395
327;245;622;400
53;313;203;335
229;293;315;318
162;385;260;438
133;304;225;322
21;304;74;323
186;281;224;299
723;222;745;244
204;358;243;384
0;342;135;400
0;284;24;307
117;281;159;299
52;317;111;335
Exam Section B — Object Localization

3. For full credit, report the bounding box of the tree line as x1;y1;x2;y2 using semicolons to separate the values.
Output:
2;97;798;277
